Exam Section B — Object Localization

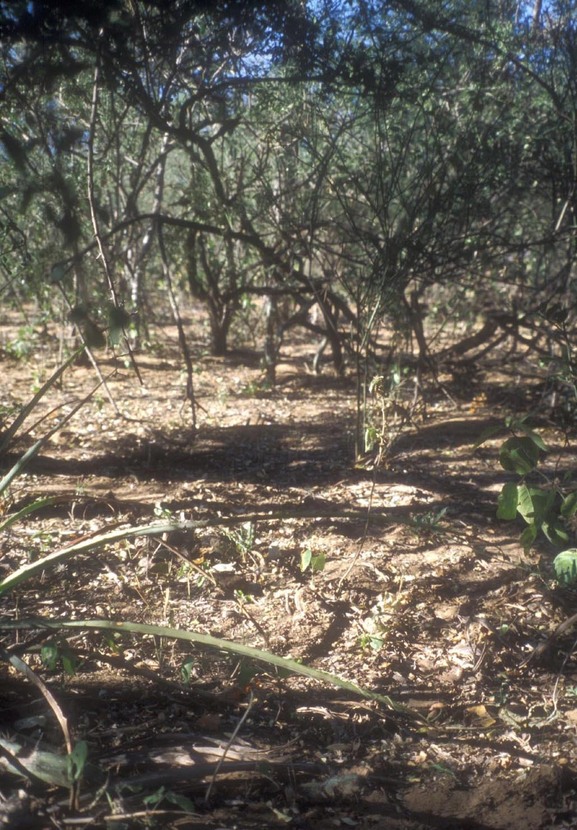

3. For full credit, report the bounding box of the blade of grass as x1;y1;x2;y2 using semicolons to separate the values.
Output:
0;510;392;597
0;521;195;596
0;375;106;497
0;616;416;716
0;496;69;533
0;646;72;755
0;348;83;456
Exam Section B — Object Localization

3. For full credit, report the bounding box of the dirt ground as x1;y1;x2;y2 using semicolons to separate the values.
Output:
2;315;577;829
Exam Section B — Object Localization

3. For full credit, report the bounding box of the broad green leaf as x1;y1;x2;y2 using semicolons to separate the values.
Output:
516;486;557;526
180;657;195;684
511;422;549;453
0;736;70;787
143;787;166;808
310;552;326;572
300;549;326;573
166;792;197;813
61;652;78;676
515;484;537;523
499;436;540;475
497;482;518;520
561;491;577;519
542;519;570;547
554;549;577;586
41;643;59;671
531;489;557;525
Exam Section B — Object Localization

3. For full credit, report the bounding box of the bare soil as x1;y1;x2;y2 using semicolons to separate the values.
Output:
2;317;577;829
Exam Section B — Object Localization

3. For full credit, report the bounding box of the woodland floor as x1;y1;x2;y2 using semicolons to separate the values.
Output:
2;312;577;829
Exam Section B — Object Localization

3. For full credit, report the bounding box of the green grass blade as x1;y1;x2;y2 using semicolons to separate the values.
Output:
0;348;83;456
0;437;45;495
1;616;412;714
0;496;65;533
0;375;104;498
0;521;173;596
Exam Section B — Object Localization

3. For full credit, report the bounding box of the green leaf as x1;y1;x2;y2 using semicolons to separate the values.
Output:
0;496;67;533
143;787;166;807
67;741;88;783
180;657;195;684
310;552;326;572
561;491;577;519
542;519;570;547
41;643;59;671
0;374;98;496
0;736;70;787
512;422;549;453
0;347;83;458
61;652;78;676
473;424;503;449
516;486;557;527
519;524;537;552
166;791;197;813
515;484;536;523
497;482;518;520
499;436;540;475
554;549;577;586
300;548;326;573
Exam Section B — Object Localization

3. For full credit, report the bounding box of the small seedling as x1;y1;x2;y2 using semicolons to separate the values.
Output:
221;521;255;559
359;632;385;652
410;507;448;537
180;657;196;684
143;786;196;813
300;548;326;573
240;379;272;397
41;640;78;676
234;588;255;605
477;417;577;551
66;741;88;784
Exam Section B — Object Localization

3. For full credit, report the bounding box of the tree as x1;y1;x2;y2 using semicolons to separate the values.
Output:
3;0;577;411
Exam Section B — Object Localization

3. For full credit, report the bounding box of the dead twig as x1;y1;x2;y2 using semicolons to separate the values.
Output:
204;690;255;803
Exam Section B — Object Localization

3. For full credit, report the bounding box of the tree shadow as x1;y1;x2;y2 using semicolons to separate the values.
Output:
20;416;354;487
